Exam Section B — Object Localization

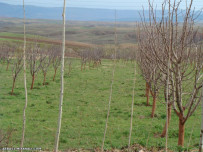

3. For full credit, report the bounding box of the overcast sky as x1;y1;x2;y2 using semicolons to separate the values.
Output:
0;0;202;10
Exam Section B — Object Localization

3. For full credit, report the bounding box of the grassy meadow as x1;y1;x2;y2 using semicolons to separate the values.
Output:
0;59;201;151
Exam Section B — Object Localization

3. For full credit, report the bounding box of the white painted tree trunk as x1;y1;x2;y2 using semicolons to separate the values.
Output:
200;84;203;152
20;0;28;151
54;0;66;152
128;63;136;148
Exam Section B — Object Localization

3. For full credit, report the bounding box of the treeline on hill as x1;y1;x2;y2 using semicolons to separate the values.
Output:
0;42;136;95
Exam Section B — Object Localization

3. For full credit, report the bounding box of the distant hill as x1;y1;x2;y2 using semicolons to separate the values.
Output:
0;2;202;22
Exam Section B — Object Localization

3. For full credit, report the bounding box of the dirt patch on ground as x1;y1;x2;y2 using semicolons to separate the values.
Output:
0;36;95;49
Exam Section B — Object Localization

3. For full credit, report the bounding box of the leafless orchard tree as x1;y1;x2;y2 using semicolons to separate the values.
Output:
65;58;73;76
137;0;174;140
136;49;153;107
92;47;103;68
28;44;46;89
120;48;136;64
4;46;13;71
80;49;90;71
52;46;61;81
11;49;23;95
0;128;14;148
138;0;203;147
41;47;53;85
0;44;7;66
136;32;162;118
79;47;103;71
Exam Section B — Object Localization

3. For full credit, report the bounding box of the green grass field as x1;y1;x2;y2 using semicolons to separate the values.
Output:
0;59;201;151
0;32;47;44
0;32;46;39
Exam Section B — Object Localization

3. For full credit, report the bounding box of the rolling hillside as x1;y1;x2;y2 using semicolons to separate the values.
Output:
1;2;202;21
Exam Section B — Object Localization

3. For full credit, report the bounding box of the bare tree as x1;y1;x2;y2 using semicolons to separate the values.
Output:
28;44;45;89
4;46;13;71
54;0;66;151
41;48;53;85
80;49;89;71
65;58;72;76
11;50;23;95
136;36;156;108
137;29;161;118
138;0;203;147
92;47;103;68
0;128;14;148
0;44;8;68
52;47;61;81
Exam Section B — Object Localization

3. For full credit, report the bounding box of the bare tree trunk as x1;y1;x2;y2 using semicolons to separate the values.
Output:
53;69;57;81
54;0;66;151
11;78;16;95
30;74;35;90
128;63;136;148
151;94;156;118
68;62;72;76
101;10;117;152
81;63;83;71
88;61;91;69
166;0;172;150
146;82;150;106
161;103;172;137
178;114;185;147
199;85;203;152
20;0;28;151
43;73;46;85
6;62;9;71
84;63;86;70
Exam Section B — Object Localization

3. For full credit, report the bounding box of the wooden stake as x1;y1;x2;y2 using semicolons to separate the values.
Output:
101;10;117;152
20;0;28;151
54;0;66;151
